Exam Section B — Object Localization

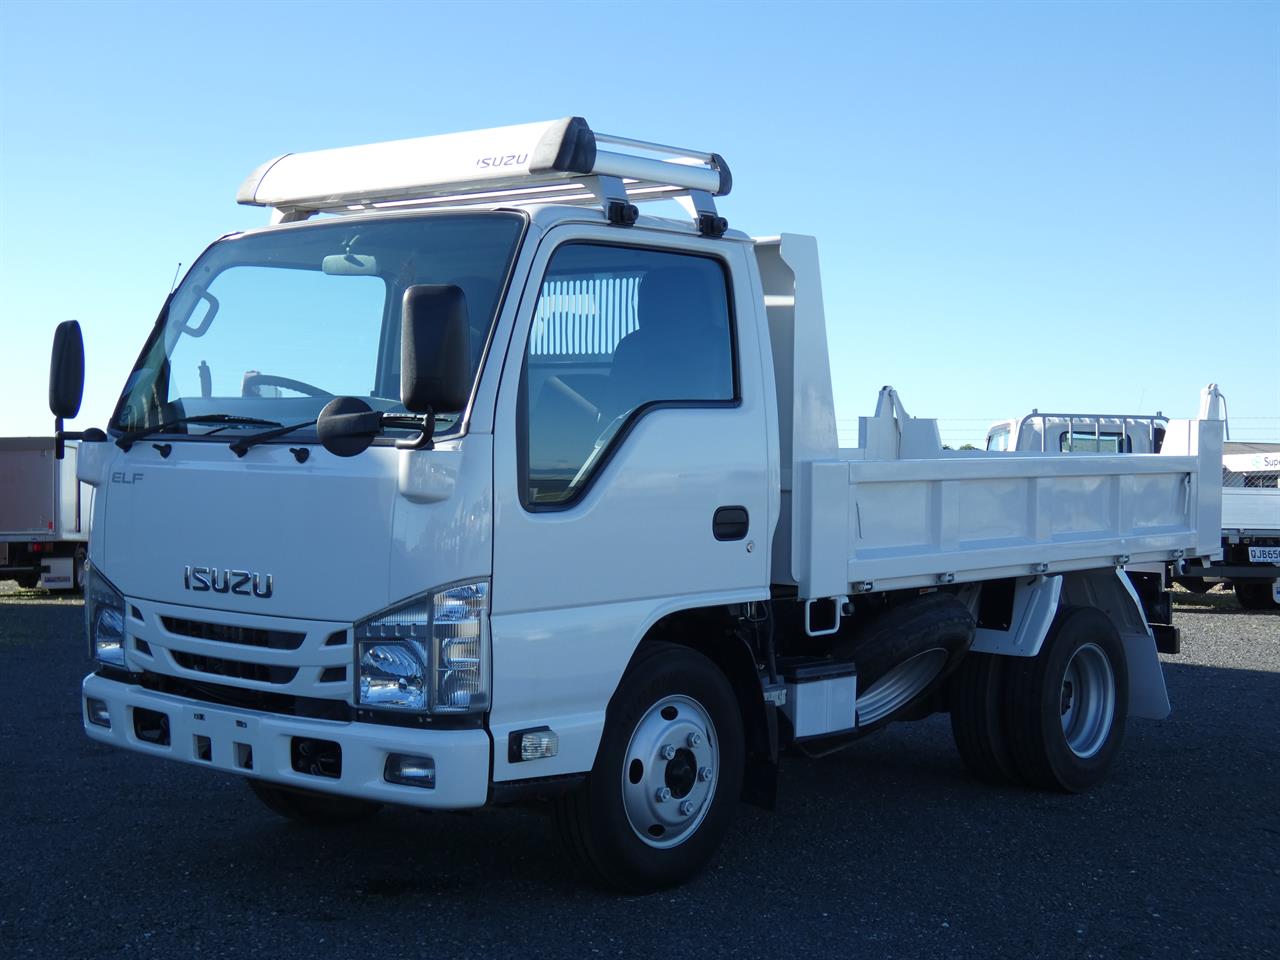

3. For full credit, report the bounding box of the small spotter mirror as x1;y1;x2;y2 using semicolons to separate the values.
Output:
316;396;383;458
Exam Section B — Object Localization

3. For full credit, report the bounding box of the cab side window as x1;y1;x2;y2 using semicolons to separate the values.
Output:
520;244;735;507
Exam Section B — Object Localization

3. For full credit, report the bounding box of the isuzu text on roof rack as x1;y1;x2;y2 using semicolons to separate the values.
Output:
53;118;1224;891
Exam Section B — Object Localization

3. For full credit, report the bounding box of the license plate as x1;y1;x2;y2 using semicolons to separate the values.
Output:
1248;545;1280;563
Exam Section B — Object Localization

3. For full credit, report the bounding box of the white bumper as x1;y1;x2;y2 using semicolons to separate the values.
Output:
81;673;492;810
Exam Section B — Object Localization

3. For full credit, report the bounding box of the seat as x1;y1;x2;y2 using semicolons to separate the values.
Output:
604;268;731;421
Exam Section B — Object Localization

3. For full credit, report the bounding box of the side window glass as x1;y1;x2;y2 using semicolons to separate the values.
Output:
521;244;735;506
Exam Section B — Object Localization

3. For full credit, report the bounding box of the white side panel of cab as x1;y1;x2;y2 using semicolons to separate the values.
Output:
488;226;771;782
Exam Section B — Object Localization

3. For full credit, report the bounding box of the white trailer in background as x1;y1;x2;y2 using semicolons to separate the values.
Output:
52;118;1226;891
0;437;90;591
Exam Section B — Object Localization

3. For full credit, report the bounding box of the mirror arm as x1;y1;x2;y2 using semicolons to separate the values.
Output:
394;406;436;451
53;419;106;460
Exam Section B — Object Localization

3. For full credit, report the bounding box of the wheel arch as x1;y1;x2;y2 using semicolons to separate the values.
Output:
621;605;778;810
969;570;1168;720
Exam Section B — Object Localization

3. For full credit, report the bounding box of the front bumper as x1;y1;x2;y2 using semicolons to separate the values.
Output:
82;673;492;810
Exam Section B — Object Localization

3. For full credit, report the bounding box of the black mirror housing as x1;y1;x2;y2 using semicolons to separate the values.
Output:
401;284;471;415
316;396;383;458
49;320;85;419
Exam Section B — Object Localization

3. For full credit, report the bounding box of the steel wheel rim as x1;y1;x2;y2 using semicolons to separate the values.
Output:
1060;642;1116;758
620;694;718;849
856;648;949;726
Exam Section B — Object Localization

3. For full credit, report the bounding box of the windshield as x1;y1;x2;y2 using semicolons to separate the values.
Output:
112;212;524;441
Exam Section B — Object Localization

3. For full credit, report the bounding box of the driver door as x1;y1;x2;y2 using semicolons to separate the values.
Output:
488;225;772;782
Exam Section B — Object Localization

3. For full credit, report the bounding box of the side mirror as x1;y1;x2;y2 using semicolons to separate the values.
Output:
50;320;85;420
401;284;471;415
50;320;86;460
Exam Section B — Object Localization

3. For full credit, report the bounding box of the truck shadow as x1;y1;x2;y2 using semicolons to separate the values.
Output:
163;657;1279;913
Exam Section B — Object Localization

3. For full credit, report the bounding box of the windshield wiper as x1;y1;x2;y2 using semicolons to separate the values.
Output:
116;414;281;450
229;420;318;458
229;411;458;459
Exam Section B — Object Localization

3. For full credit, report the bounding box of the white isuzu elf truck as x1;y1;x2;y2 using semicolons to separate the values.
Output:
52;118;1224;891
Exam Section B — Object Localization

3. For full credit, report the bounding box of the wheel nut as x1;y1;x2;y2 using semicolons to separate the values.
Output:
655;787;672;803
687;732;702;748
660;744;676;761
678;800;695;816
698;766;713;782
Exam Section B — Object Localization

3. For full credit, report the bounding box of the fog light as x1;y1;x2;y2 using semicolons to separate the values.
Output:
384;753;435;788
508;726;559;762
86;697;111;728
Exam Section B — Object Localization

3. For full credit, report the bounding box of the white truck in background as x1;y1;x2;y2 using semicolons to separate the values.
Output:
1177;442;1280;609
52;119;1225;891
986;401;1280;610
0;437;90;591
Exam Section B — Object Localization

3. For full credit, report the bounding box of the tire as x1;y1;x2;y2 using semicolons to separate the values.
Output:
247;779;382;825
948;652;1021;785
1174;577;1214;595
553;641;744;892
1234;582;1280;611
14;574;38;591
839;593;975;732
1005;606;1129;793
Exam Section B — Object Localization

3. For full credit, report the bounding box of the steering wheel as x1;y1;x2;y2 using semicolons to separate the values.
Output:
241;372;333;398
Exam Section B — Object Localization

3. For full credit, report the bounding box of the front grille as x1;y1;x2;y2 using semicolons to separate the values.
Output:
162;616;305;651
171;651;298;685
138;671;352;721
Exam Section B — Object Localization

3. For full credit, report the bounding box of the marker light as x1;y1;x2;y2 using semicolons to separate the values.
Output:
508;727;559;763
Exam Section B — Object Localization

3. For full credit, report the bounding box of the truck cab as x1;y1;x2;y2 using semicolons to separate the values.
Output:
986;413;1168;454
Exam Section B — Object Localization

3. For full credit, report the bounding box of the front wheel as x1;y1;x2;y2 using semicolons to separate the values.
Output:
553;642;744;892
1004;607;1129;793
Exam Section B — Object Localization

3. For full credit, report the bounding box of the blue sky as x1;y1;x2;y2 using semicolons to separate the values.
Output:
1;0;1276;445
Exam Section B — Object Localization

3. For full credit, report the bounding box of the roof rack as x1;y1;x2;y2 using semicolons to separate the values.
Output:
236;117;732;236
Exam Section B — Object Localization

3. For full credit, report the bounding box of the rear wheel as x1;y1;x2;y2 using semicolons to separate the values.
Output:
1234;581;1280;611
1005;607;1128;793
247;779;382;825
948;652;1021;785
553;642;744;892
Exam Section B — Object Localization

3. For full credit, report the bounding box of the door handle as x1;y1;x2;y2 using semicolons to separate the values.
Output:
713;506;749;542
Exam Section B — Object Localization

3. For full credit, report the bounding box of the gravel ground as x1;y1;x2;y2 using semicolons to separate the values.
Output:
0;583;1276;959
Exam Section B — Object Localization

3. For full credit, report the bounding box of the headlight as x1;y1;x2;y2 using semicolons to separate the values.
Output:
84;562;126;668
354;581;489;715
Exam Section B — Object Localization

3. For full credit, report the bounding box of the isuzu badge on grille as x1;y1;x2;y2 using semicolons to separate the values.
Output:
183;566;273;598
